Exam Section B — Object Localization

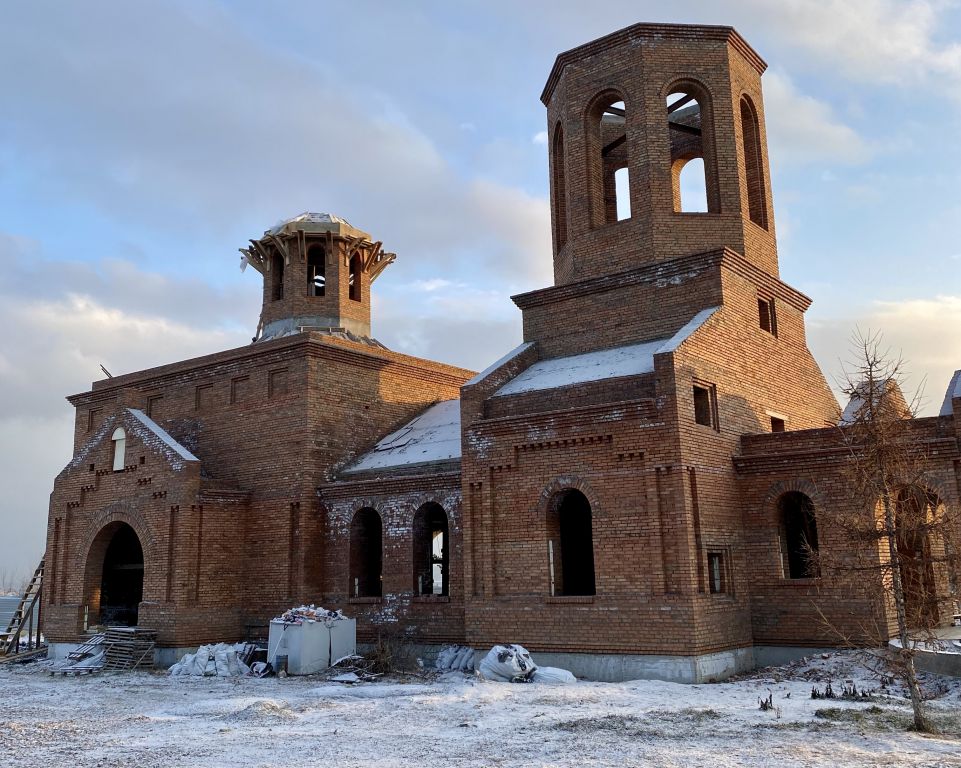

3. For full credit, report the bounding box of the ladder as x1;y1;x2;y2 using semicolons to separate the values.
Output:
1;559;44;656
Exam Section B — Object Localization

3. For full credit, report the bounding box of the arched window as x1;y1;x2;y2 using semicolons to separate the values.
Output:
412;503;449;596
111;427;126;472
307;245;326;297
778;492;819;579
546;489;596;596
349;254;362;302
667;88;718;213
586;94;630;228
350;508;382;597
270;254;284;301
740;96;767;228
895;487;939;626
551;124;568;249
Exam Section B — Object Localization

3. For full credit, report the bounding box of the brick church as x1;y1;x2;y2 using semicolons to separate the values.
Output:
41;23;961;681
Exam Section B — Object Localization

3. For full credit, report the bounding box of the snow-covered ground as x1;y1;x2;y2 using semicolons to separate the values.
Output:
1;651;960;767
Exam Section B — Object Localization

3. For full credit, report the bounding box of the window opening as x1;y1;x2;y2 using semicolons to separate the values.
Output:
349;254;362;302
668;91;711;213
111;427;126;472
758;297;777;336
270;255;284;301
740;96;768;228
588;96;630;227
779;492;819;578
708;552;725;593
770;416;786;433
307;245;326;297
413;503;449;596
693;384;718;429
547;489;596;596
895;488;939;626
350;508;382;597
551;124;568;248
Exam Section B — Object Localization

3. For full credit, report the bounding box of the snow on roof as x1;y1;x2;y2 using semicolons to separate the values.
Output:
493;307;720;398
940;369;961;417
344;400;461;473
268;212;352;234
127;408;200;467
464;342;535;387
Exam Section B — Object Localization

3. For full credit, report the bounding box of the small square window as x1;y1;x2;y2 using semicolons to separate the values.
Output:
758;297;777;336
708;552;725;594
693;383;718;430
770;416;785;433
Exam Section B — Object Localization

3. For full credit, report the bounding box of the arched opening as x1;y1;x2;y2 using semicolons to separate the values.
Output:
895;487;939;627
546;489;596;596
740;96;768;228
778;492;819;579
270;254;284;301
349;254;362;302
84;522;144;627
551;123;568;249
307;244;326;297
586;94;630;227
412;503;449;596
667;89;718;213
111;427;126;472
350;508;382;597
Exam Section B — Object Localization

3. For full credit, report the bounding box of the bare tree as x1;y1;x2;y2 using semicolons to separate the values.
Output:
813;330;961;733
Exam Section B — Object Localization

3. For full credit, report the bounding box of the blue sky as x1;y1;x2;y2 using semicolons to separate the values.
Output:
1;0;960;577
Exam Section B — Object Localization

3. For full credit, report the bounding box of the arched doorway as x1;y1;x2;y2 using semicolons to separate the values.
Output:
86;522;144;627
546;489;596;596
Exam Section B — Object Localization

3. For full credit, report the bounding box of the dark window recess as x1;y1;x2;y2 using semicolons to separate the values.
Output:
708;552;725;593
307;245;326;297
87;408;102;432
350;508;382;597
547;489;596;596
770;416;785;433
349;254;362;302
146;395;163;419
758;297;777;336
413;503;449;596
271;256;284;301
693;384;717;429
779;492;820;579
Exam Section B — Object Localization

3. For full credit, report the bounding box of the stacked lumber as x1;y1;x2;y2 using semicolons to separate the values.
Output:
102;627;157;671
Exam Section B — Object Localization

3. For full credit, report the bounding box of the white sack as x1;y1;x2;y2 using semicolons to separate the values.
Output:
531;666;576;684
478;644;537;682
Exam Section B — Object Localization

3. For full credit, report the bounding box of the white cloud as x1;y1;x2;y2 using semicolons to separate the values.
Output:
807;295;961;415
763;71;872;167
532;131;548;145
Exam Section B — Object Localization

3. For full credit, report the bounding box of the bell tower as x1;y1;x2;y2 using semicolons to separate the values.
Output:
240;212;396;342
542;23;777;285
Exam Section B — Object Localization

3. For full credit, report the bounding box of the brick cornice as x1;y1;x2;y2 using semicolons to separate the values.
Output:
511;247;812;312
541;23;766;105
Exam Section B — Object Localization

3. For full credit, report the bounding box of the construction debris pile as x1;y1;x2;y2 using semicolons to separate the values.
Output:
169;643;254;677
478;644;576;684
274;605;346;625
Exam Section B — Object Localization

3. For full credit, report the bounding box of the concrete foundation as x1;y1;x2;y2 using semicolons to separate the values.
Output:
752;646;838;669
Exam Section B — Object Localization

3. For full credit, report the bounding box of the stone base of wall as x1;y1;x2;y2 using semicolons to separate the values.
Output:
752;645;838;669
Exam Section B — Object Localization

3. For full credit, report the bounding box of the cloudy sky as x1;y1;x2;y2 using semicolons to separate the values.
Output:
1;0;960;577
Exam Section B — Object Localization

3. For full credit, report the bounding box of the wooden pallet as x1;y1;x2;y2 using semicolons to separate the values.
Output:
102;627;157;671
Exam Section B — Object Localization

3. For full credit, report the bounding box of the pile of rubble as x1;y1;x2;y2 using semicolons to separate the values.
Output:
169;643;255;677
274;605;346;625
478;644;575;684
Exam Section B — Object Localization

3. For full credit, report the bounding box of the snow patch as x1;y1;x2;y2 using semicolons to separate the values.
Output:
127;408;199;464
344;400;460;473
464;342;535;386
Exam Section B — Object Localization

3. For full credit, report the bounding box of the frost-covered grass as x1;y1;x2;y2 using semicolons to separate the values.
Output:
1;651;960;767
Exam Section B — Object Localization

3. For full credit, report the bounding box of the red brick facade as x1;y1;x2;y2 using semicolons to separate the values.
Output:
41;23;961;680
